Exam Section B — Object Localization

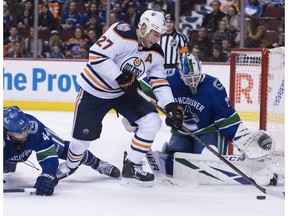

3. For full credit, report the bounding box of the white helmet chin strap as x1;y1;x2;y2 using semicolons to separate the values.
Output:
139;24;151;47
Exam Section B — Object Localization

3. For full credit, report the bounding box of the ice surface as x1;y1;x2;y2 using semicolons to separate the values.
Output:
3;111;285;216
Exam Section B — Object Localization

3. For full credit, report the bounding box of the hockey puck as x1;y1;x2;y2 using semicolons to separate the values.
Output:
256;195;266;200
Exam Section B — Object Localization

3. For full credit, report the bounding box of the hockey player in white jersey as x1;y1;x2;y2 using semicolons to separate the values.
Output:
58;10;183;185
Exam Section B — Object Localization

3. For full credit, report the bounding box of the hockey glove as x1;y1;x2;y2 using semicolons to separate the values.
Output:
34;173;59;196
232;123;273;160
116;71;140;94
164;103;183;129
4;162;17;173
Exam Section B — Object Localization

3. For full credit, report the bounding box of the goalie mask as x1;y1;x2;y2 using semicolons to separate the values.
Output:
180;53;202;94
4;106;31;143
138;10;167;38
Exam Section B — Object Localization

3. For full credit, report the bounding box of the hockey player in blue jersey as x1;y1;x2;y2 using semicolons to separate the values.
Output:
130;53;273;177
3;106;120;196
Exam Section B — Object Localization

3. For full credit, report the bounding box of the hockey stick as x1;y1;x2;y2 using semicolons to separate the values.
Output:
138;89;285;199
4;188;36;195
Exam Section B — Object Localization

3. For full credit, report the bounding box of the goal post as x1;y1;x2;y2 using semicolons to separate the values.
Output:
229;47;285;177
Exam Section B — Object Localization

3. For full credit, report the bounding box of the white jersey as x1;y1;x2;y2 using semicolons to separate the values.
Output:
77;21;174;107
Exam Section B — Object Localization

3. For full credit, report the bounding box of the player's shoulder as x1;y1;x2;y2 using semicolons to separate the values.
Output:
141;43;164;57
202;74;225;91
112;21;138;41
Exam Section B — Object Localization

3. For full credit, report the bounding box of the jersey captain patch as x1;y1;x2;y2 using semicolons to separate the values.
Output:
120;57;145;78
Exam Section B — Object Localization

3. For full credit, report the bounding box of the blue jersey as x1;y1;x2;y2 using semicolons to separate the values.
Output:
166;71;242;141
3;114;59;175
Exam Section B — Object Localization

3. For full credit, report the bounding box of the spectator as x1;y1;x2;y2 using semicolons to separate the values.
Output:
180;0;195;16
60;0;82;30
272;32;285;48
4;25;23;56
245;0;263;17
23;27;43;58
190;26;213;60
98;0;114;26
3;6;14;39
83;14;102;39
16;0;34;30
43;30;66;57
38;3;57;30
191;45;204;61
222;38;232;58
139;1;148;14
202;0;226;33
80;2;99;27
49;45;65;59
147;0;167;15
65;27;89;59
86;28;98;48
212;19;233;45
112;1;125;22
222;5;240;44
4;41;24;58
80;44;89;59
102;12;120;33
208;44;228;62
122;2;141;28
39;0;60;20
245;17;272;48
120;0;141;15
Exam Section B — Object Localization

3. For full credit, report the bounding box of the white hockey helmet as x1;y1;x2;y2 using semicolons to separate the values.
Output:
180;53;202;94
138;10;167;37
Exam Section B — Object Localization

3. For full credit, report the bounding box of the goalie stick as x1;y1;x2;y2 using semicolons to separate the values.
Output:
4;188;36;195
137;89;285;199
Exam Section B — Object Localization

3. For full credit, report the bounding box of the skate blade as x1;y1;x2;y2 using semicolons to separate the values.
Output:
121;178;155;187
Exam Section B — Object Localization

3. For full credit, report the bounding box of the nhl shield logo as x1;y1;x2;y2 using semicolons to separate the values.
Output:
170;39;177;47
117;23;131;32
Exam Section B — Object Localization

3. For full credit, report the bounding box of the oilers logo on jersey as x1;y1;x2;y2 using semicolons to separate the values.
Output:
120;57;145;78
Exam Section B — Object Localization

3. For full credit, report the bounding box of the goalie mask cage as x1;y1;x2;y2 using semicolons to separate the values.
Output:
229;47;285;178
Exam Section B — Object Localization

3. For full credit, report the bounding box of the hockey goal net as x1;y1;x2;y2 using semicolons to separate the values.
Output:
229;47;285;178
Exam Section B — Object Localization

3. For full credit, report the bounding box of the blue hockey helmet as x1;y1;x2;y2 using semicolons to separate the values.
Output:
4;106;30;142
180;53;202;94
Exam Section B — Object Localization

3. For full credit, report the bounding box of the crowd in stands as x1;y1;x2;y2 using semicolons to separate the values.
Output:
3;0;285;62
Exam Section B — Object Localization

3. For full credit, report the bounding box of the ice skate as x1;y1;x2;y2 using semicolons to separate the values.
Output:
56;162;77;180
121;152;155;187
91;159;120;178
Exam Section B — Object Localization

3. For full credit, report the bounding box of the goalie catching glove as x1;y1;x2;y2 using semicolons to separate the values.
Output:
116;70;140;94
34;173;59;196
232;123;273;160
164;102;183;129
